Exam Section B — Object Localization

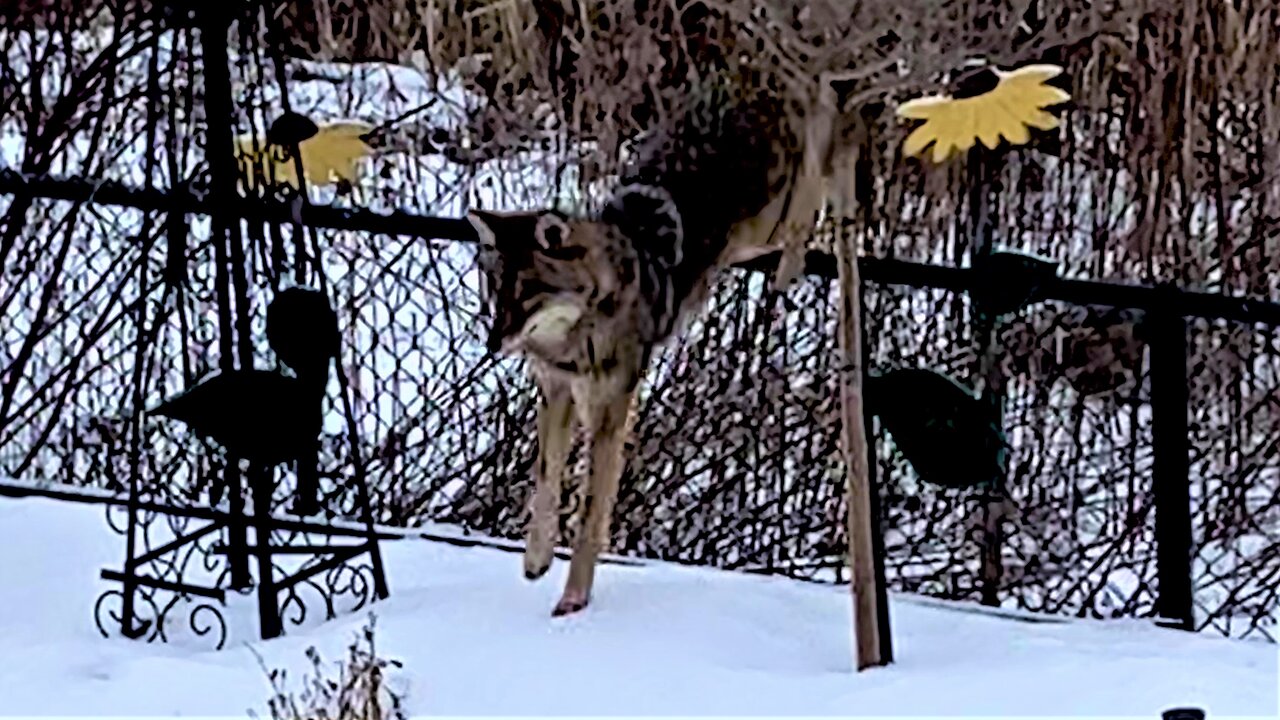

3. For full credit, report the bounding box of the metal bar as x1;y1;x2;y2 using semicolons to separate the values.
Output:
0;480;640;565
100;568;227;601
0;484;387;537
0;169;473;243
1148;303;1195;631
198;0;254;377
3;170;1278;326
223;466;252;589
130;521;223;566
248;464;284;639
211;544;365;555
273;543;365;593
192;0;254;591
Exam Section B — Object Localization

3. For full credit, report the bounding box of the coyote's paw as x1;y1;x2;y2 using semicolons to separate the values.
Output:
551;589;590;617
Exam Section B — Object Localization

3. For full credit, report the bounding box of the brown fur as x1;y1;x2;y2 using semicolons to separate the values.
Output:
468;77;858;615
469;198;661;614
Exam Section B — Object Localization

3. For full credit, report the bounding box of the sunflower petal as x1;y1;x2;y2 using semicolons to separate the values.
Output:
896;95;951;119
902;123;937;157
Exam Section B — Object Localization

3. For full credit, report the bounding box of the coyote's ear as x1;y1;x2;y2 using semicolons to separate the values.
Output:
466;210;502;249
534;212;570;250
468;209;554;253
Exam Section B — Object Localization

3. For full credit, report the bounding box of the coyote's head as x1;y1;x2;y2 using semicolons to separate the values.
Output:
467;209;604;355
467;186;685;357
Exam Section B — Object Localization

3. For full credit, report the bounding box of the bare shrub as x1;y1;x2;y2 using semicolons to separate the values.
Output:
251;615;408;720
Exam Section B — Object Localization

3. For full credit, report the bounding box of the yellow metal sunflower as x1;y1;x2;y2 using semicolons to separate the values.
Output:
897;64;1071;163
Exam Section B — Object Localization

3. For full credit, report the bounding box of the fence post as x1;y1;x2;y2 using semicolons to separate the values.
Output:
860;272;894;664
967;151;1008;607
1148;303;1194;631
835;209;888;670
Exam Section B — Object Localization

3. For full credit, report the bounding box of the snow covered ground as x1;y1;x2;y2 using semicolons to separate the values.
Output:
0;494;1275;718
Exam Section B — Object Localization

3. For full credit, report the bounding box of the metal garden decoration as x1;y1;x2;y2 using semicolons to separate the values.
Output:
97;283;389;648
896;64;1072;163
88;4;393;648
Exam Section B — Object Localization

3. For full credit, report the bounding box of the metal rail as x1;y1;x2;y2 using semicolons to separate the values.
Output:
4;169;1279;326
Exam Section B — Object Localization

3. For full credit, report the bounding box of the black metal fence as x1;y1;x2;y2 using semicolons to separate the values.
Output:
2;0;1278;644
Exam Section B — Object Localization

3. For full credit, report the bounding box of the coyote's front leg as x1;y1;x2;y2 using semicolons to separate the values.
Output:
553;384;636;616
525;380;574;581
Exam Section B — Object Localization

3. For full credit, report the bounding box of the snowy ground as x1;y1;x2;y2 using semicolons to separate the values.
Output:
0;494;1276;718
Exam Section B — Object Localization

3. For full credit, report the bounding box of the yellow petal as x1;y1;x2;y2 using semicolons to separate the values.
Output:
1004;118;1033;144
1022;109;1061;132
1014;84;1072;109
932;134;957;163
975;118;1002;150
896;95;951;119
902;125;935;157
996;64;1064;87
955;103;981;151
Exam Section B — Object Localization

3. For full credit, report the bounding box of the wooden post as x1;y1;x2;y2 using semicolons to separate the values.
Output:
967;150;1009;607
860;280;895;664
835;215;888;670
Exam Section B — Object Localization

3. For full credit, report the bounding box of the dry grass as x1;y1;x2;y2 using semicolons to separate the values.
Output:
15;1;1278;287
251;615;408;720
261;1;1280;293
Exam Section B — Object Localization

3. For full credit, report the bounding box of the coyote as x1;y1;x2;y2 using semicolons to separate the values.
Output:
467;85;846;616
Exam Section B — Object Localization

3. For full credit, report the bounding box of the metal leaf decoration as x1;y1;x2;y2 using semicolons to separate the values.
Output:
866;368;1008;490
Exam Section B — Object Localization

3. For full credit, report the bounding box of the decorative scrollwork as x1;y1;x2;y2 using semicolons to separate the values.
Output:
94;585;229;651
186;167;213;203
189;603;229;646
269;519;381;636
96;494;234;650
